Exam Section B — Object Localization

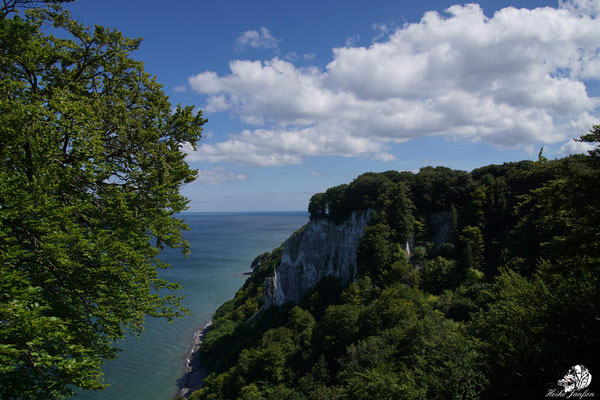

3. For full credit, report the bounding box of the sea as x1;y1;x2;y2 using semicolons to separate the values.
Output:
73;211;308;400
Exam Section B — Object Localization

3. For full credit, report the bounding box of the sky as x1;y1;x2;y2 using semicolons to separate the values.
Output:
65;0;600;211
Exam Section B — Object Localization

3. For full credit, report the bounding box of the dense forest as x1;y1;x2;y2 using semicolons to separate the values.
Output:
189;132;599;399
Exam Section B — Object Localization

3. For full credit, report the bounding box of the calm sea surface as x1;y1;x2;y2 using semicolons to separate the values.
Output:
74;212;308;400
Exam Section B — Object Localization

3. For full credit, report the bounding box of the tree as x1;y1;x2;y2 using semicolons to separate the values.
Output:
0;4;205;398
0;0;71;18
459;226;484;271
383;181;415;244
419;257;457;294
308;192;327;218
576;124;600;158
357;223;400;282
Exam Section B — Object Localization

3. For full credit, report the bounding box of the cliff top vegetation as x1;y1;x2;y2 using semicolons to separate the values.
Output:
190;130;599;399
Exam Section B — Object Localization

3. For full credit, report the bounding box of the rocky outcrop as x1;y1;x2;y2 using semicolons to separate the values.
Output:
263;210;370;309
429;211;453;251
405;236;414;257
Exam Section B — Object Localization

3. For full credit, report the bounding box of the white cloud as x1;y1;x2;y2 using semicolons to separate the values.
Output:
311;170;323;176
205;95;230;113
173;85;187;92
558;139;596;155
371;22;398;42
235;27;280;51
188;2;600;166
284;52;299;62
303;53;316;60
193;167;248;184
568;111;599;133
559;0;600;17
184;125;391;167
344;35;360;47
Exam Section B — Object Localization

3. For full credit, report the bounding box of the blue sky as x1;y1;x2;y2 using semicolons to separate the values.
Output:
66;0;600;211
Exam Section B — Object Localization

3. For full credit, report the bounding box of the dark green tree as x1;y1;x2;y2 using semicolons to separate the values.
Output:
357;223;409;282
308;192;327;218
0;4;205;398
419;257;457;294
459;226;484;271
576;124;600;158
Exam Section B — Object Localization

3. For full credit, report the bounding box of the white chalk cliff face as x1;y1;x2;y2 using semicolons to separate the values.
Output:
263;210;370;308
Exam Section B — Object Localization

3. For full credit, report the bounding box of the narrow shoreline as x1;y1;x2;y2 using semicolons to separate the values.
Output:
176;319;213;398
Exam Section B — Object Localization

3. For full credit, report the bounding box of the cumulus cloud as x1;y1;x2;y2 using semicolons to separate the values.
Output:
559;0;600;17
235;27;280;51
372;22;398;42
189;1;600;166
558;139;596;155
344;35;361;47
193;167;248;184
184;124;392;167
173;85;187;92
204;95;230;113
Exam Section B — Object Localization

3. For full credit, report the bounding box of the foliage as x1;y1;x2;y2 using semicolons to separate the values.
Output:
419;257;458;294
577;123;600;158
458;226;484;271
194;134;598;399
0;3;205;398
0;0;72;18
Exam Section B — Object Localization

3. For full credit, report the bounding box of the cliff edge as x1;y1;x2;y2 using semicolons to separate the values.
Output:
263;210;371;308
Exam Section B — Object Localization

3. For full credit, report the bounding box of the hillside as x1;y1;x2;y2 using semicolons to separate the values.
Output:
188;148;599;399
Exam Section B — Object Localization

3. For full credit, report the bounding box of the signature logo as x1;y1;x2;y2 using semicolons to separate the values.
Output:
559;365;593;393
547;365;594;398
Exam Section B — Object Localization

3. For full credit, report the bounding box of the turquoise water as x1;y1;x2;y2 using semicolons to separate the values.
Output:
74;212;308;400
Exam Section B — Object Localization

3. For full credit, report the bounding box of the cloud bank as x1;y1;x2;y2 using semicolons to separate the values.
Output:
193;167;248;184
189;1;600;166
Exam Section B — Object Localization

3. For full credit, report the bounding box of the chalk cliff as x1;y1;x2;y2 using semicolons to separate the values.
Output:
429;211;453;252
263;210;371;308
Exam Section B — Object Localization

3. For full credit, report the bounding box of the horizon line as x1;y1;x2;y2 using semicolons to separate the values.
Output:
180;210;307;213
